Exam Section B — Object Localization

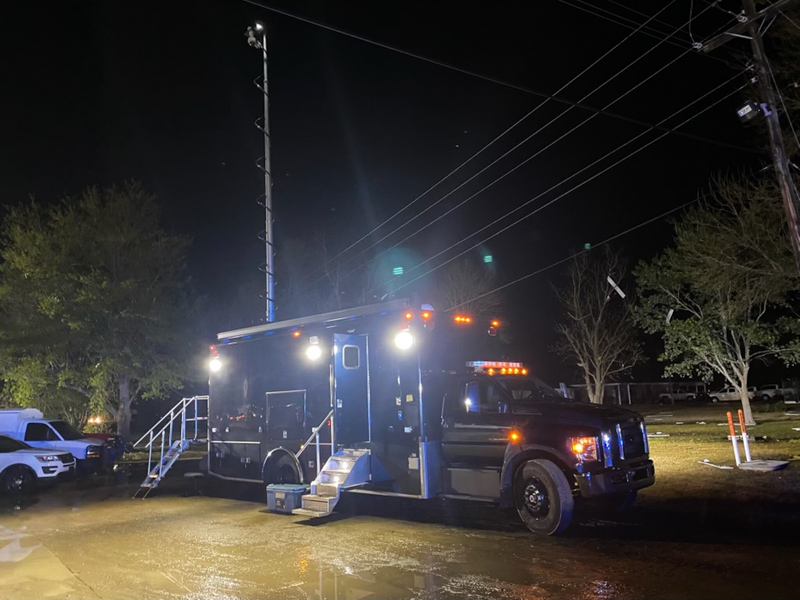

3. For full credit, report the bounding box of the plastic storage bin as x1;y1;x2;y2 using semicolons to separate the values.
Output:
266;483;307;514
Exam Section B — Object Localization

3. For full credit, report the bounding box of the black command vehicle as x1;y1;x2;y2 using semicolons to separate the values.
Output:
208;299;654;535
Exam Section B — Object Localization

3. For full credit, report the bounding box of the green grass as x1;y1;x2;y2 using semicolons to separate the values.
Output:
633;403;800;507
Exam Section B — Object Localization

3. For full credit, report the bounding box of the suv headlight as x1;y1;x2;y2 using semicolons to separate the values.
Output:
568;436;599;462
35;455;58;463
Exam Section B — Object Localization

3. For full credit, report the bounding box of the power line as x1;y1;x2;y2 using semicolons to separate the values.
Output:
355;48;695;288
766;53;800;154
288;0;679;291
607;0;694;37
782;10;800;31
242;0;755;154
445;198;701;312
560;0;689;45
297;1;695;293
385;80;747;297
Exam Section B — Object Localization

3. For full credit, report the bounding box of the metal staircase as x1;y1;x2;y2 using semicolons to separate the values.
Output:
293;448;372;517
132;395;208;498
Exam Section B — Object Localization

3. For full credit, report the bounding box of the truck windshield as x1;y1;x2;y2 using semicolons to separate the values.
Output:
498;378;576;403
50;420;84;440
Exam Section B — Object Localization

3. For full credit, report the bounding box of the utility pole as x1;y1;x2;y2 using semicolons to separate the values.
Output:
703;0;800;274
246;22;275;322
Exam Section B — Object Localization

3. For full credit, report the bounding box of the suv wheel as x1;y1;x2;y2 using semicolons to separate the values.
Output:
711;396;719;403
1;466;36;495
514;459;573;535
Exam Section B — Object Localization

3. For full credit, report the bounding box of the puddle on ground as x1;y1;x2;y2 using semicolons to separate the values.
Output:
0;484;797;599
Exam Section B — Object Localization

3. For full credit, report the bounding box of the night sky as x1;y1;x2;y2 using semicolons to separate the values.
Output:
1;1;778;383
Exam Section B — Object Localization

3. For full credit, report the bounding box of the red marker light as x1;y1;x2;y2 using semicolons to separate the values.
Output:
404;311;414;321
491;320;500;327
292;330;301;338
509;431;521;442
421;311;431;320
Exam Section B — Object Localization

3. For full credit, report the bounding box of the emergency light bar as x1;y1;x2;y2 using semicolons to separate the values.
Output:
467;361;528;375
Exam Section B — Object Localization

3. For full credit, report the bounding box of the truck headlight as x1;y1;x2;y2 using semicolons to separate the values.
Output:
86;446;102;459
568;436;599;462
35;455;58;463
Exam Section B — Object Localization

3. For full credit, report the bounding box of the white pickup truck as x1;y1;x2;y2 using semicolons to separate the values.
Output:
756;384;799;403
0;409;107;474
708;387;756;403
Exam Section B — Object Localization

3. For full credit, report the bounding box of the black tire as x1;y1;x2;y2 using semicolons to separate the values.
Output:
1;466;37;496
711;396;719;403
262;453;301;485
513;459;574;535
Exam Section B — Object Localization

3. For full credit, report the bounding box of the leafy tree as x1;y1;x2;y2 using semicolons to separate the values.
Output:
635;175;800;425
554;247;642;404
0;183;197;439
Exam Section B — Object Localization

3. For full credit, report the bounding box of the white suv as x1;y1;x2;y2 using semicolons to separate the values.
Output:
0;435;76;494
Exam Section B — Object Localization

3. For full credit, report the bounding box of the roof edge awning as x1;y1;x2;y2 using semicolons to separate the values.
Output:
217;298;411;341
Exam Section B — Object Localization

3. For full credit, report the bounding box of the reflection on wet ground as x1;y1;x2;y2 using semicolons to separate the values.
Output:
0;479;798;600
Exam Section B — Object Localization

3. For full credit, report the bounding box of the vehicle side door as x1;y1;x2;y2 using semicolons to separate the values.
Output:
441;378;513;467
22;422;62;450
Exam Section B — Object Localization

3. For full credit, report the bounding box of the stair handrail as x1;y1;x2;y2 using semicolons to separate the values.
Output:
296;409;334;477
133;395;208;448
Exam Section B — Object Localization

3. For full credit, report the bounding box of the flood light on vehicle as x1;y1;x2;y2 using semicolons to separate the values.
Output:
394;330;414;350
466;361;527;375
568;436;599;462
305;345;322;360
209;357;222;372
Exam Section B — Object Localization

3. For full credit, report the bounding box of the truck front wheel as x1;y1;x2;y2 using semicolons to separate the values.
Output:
513;459;574;535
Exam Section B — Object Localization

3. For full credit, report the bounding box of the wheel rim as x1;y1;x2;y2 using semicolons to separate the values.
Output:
522;477;550;519
7;472;28;492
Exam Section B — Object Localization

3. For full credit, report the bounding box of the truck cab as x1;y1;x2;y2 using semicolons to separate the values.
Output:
0;409;106;473
433;364;653;533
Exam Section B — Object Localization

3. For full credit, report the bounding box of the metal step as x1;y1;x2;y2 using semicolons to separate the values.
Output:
301;494;337;514
315;483;338;497
292;508;330;518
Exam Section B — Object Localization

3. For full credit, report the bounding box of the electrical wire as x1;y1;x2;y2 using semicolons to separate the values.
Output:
781;10;800;31
558;0;735;67
565;0;691;42
289;0;679;291
353;48;694;288
385;80;747;297
766;54;800;152
296;1;695;293
444;198;700;312
243;0;754;153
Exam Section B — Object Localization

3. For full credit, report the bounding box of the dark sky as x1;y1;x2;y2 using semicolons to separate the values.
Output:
0;1;775;382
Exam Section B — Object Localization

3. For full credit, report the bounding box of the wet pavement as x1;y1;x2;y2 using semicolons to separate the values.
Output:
0;478;798;600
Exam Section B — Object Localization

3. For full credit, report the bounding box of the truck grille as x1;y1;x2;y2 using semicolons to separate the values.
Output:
616;422;646;460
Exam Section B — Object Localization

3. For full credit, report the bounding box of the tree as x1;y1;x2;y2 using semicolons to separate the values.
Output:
635;175;800;425
433;259;502;317
553;247;642;404
0;183;197;439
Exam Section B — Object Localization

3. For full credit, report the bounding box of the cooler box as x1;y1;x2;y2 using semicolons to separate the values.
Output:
266;483;306;514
